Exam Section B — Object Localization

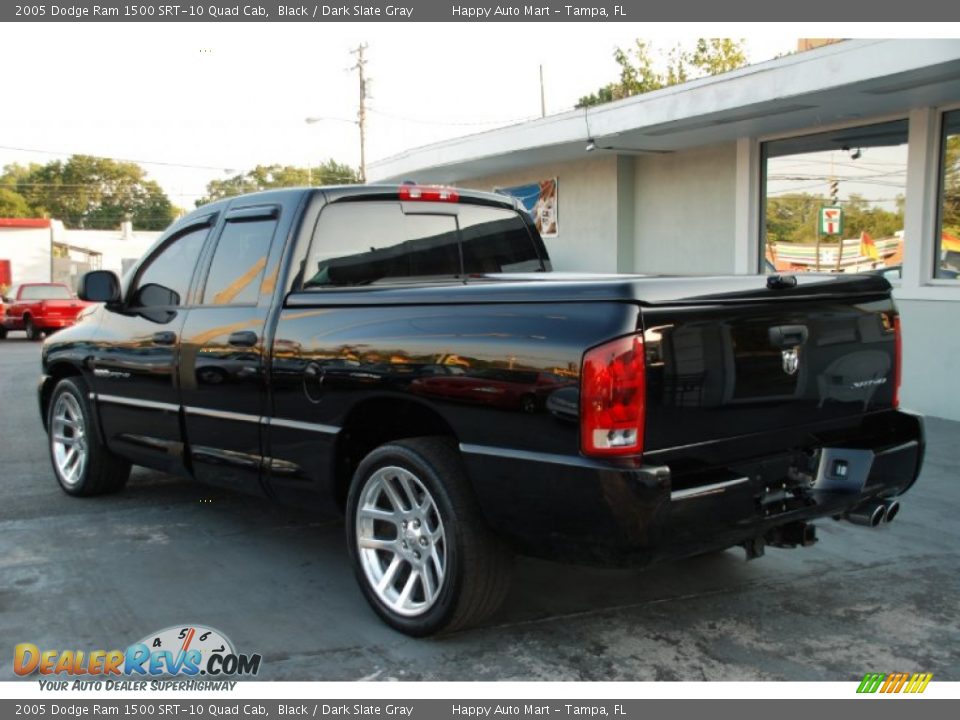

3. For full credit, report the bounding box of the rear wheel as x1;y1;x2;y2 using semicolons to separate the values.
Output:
346;437;513;636
48;377;130;496
25;317;41;341
0;326;7;340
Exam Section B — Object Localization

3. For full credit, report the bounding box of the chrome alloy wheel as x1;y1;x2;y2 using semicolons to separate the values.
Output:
355;466;447;617
51;392;88;488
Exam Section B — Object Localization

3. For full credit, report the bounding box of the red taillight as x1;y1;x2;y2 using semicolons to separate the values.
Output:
580;335;646;457
893;314;902;409
398;185;459;202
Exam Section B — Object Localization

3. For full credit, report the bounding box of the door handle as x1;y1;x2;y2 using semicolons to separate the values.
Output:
228;331;258;348
768;325;808;348
152;331;177;345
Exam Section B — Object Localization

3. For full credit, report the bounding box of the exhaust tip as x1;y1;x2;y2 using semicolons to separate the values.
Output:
883;500;900;524
844;500;886;527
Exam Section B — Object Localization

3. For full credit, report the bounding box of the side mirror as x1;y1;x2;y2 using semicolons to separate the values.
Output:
78;270;121;304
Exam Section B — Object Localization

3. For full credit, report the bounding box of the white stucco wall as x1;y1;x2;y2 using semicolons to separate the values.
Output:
63;229;160;276
0;227;53;286
457;155;621;273
894;298;960;421
632;142;738;274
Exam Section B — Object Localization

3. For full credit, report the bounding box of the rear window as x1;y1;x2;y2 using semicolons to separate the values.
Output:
20;285;72;300
459;205;542;274
303;201;542;288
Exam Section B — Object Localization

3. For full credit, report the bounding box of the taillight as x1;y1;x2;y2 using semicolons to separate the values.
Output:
581;335;646;457
399;185;459;202
893;314;902;409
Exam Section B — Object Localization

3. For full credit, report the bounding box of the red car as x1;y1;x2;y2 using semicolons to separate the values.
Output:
410;367;571;413
0;283;91;341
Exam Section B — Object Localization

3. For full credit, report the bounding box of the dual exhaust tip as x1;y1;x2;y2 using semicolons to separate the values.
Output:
845;498;900;528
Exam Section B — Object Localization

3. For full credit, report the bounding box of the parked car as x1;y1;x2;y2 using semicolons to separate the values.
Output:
1;283;91;341
38;185;924;636
410;368;571;413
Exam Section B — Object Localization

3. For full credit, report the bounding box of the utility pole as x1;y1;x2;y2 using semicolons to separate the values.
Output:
539;64;546;118
350;43;369;184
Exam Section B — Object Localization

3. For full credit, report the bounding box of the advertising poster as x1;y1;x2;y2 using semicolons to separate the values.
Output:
496;179;559;237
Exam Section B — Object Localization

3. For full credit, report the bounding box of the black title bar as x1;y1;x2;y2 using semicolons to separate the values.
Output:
4;0;960;21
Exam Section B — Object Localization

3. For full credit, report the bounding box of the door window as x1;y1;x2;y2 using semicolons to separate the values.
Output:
201;218;279;305
130;226;209;307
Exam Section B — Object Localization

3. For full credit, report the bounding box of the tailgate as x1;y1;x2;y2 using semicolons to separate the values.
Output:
640;285;898;453
38;300;84;318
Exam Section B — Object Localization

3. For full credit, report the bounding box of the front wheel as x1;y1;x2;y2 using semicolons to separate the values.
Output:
48;377;131;496
346;437;513;636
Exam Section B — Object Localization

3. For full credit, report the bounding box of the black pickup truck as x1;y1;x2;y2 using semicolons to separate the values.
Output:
39;185;924;636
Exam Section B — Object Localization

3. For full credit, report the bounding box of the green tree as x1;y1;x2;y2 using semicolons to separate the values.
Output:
0;156;176;230
576;38;748;108
0;187;31;217
765;192;904;247
942;135;960;237
197;160;359;206
690;38;747;76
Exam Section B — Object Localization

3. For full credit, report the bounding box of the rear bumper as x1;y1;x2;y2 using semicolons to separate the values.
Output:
461;410;924;565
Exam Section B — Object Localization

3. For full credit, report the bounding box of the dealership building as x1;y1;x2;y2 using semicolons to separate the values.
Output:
369;39;960;421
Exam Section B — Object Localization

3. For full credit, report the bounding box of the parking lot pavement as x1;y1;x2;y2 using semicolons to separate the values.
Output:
1;336;958;681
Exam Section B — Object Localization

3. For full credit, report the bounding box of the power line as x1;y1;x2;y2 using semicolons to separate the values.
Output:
0;144;234;173
368;108;537;128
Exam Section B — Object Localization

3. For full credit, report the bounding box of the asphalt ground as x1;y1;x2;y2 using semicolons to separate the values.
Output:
1;334;958;681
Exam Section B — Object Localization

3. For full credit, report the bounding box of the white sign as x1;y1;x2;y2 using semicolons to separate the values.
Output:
820;207;843;236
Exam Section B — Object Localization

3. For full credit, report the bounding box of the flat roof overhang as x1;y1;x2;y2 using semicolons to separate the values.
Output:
368;39;960;184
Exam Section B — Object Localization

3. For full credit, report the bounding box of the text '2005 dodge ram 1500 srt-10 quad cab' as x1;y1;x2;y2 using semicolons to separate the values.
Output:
39;185;924;636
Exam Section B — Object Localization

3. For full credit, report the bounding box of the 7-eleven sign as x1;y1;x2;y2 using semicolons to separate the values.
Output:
820;206;844;235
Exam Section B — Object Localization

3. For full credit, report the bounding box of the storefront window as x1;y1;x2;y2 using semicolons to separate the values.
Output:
936;110;960;280
761;120;909;276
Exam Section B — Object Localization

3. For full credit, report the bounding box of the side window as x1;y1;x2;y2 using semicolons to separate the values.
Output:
201;218;278;305
130;226;209;308
304;203;459;288
458;205;543;274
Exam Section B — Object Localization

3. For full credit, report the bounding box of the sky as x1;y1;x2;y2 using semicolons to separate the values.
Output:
0;23;953;215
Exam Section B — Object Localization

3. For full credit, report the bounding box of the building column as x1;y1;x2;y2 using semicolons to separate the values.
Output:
901;107;938;293
615;155;635;273
734;136;760;274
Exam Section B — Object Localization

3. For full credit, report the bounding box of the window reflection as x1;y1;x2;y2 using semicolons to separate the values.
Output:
203;219;277;305
936;110;960;280
762;121;908;276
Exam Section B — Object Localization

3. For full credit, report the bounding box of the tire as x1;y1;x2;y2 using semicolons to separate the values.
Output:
47;377;131;496
25;317;41;341
0;326;7;340
346;437;513;636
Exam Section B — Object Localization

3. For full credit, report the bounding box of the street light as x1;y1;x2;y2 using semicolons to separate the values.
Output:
305;115;364;184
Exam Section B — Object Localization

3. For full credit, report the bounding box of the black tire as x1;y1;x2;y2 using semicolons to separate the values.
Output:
0;326;7;340
346;437;513;636
25;317;41;341
47;377;131;496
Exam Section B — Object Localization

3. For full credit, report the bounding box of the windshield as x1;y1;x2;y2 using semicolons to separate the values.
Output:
20;285;73;300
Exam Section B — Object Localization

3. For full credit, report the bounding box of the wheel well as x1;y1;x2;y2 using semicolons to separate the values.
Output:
41;363;83;429
333;397;458;509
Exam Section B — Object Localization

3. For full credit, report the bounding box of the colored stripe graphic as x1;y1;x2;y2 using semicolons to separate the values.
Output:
857;672;932;693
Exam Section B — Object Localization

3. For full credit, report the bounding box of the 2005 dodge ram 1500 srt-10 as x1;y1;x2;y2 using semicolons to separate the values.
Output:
39;185;924;636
